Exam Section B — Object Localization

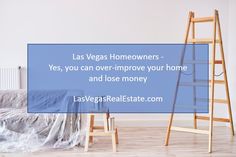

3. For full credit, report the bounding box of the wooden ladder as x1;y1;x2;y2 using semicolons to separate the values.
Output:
84;113;119;152
165;10;234;153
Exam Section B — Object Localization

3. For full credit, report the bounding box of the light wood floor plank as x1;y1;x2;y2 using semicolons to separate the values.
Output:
0;127;235;157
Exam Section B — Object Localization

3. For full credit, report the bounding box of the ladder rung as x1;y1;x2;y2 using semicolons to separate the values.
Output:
179;82;208;87
191;17;214;23
184;60;209;64
211;60;223;64
179;80;225;87
194;80;225;84
196;98;228;104
89;131;115;136
210;99;228;104
209;80;225;84
93;126;104;129
175;104;207;110
196;116;230;122
184;60;222;64
171;126;209;134
187;38;220;43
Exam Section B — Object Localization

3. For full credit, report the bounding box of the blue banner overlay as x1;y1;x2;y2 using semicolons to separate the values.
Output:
27;44;209;113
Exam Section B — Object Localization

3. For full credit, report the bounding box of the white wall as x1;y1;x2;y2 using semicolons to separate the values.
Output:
228;0;236;126
0;0;234;126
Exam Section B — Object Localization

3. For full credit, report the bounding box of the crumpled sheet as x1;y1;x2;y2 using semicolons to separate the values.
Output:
0;90;87;152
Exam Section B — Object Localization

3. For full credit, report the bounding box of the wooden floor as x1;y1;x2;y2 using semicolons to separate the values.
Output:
1;127;235;157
